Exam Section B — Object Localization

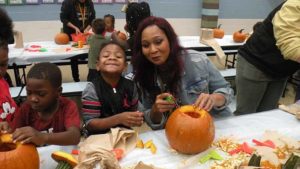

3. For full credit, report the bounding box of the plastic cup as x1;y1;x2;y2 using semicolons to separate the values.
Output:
78;41;83;48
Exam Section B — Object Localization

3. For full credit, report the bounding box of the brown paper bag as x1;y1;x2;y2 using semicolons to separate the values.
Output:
200;28;226;68
279;103;300;119
133;162;163;169
75;127;138;169
13;31;24;48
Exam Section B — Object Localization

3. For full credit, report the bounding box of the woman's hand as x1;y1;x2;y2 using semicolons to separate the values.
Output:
118;111;144;127
67;22;81;35
194;93;226;111
150;93;176;124
74;27;81;34
12;127;47;146
152;93;176;114
83;25;91;34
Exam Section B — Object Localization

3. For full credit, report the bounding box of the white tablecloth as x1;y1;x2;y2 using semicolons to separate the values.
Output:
8;41;89;65
178;35;244;49
8;36;242;65
38;145;77;169
37;109;299;169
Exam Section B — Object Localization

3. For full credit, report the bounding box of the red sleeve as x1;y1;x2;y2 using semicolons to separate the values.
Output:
11;102;30;130
63;98;81;129
0;79;18;124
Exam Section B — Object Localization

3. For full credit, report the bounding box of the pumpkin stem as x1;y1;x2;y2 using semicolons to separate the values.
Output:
55;161;71;169
239;29;244;33
217;24;222;29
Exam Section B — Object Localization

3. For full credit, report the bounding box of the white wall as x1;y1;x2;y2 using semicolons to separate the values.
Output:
15;18;261;42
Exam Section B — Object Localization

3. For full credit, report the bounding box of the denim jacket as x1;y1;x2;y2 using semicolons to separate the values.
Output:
141;50;234;130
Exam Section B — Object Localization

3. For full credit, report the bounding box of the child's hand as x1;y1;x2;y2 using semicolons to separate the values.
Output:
12;127;47;146
0;121;12;133
111;31;119;41
118;111;144;127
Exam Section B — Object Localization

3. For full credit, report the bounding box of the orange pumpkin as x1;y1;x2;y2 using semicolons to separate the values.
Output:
0;133;39;169
233;29;247;43
165;105;215;154
260;161;281;169
213;24;225;39
55;31;70;45
118;31;127;41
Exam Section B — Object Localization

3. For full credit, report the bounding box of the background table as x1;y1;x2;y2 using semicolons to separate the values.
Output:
8;41;89;85
36;109;299;169
179;35;243;52
8;36;243;86
8;41;88;65
9;36;242;65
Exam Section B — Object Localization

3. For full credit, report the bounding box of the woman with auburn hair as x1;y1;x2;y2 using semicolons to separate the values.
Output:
132;16;234;130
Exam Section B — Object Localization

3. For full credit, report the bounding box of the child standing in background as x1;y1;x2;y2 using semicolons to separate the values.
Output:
111;2;151;50
0;63;81;146
0;8;17;125
103;14;116;40
81;41;143;135
87;18;109;81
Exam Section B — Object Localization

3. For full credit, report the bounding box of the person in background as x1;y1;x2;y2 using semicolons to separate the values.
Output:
132;16;233;130
81;41;143;135
0;7;17;125
103;14;116;40
87;18;109;81
235;0;300;115
293;70;300;102
112;1;151;50
0;63;81;146
60;0;96;82
4;9;14;87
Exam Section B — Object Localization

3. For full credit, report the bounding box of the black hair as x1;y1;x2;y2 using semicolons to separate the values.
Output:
0;39;8;52
27;62;62;89
0;7;13;50
104;14;115;29
132;16;184;97
98;41;126;60
253;21;263;31
91;18;105;34
125;1;151;38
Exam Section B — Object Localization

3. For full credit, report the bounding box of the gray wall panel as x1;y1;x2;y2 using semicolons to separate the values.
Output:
1;0;283;21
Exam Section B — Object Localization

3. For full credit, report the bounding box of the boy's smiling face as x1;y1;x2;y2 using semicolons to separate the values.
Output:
96;44;127;75
26;78;61;114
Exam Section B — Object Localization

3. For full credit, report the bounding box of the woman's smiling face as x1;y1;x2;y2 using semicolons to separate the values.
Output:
141;25;170;66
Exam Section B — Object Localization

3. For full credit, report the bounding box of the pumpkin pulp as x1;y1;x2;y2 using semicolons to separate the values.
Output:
184;111;200;118
0;143;17;152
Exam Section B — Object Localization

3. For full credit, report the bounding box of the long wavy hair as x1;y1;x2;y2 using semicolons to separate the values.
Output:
132;16;184;98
